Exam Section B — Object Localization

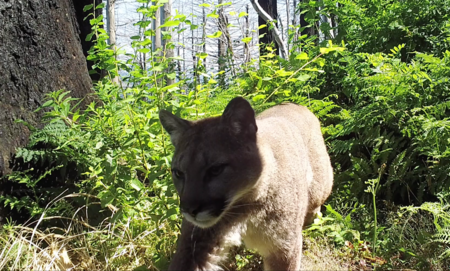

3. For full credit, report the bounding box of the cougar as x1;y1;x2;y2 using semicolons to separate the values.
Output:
159;97;333;271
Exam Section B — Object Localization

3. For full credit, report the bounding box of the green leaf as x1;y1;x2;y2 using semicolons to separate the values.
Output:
160;20;181;28
130;179;144;191
320;47;329;54
297;74;311;82
96;3;106;9
257;78;262;89
252;94;266;102
275;69;293;77
94;141;103;149
241;37;252;43
196;52;208;59
216;1;232;7
41;100;54;108
238;12;248;18
138;48;150;54
163;207;179;220
83;4;93;12
143;29;154;36
207;13;219;19
98;191;114;207
296;52;309;60
141;38;152;46
167;73;177;80
151;65;164;72
207;31;222;39
85;33;94;42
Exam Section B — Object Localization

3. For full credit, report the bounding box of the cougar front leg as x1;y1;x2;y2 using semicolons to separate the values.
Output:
262;235;303;271
304;206;321;229
168;219;226;271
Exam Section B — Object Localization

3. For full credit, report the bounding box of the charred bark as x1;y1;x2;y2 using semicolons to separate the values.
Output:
256;0;279;56
0;0;94;222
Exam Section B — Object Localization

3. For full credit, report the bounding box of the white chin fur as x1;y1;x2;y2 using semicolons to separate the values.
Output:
183;211;220;228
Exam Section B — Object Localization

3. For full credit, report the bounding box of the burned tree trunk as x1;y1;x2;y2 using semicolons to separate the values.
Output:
0;0;95;222
256;0;279;56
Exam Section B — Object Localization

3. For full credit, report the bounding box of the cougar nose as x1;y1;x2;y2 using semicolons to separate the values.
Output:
180;202;201;217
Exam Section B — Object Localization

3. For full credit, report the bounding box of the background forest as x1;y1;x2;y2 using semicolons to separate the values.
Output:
1;0;450;270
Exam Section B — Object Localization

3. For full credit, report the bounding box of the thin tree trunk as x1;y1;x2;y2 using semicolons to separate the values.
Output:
244;4;251;63
218;0;226;87
107;0;116;47
107;0;119;85
252;0;288;58
255;0;279;56
286;0;290;52
330;2;338;39
201;0;207;82
293;0;298;46
278;14;285;45
191;4;197;81
155;4;162;50
164;0;175;86
182;4;186;78
293;0;297;26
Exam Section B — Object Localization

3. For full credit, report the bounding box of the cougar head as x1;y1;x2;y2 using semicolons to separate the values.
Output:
159;97;262;228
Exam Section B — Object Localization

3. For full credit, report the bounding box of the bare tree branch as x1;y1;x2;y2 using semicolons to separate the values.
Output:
250;0;289;58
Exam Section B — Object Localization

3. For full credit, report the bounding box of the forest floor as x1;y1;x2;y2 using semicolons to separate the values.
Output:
1;217;447;271
225;237;368;271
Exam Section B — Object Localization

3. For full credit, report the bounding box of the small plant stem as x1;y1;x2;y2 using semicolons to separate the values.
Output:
373;163;386;261
372;181;377;259
126;104;149;178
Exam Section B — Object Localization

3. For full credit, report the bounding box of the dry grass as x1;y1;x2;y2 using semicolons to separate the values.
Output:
0;222;358;271
301;237;355;271
0;192;178;271
0;225;77;270
0;218;175;271
1;196;448;271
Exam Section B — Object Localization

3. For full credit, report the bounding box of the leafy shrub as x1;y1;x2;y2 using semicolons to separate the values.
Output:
311;0;450;59
324;49;450;205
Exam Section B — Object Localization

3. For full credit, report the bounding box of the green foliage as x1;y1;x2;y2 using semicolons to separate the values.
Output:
305;204;365;245
1;0;450;270
325;50;450;205
296;0;450;206
310;0;450;59
401;194;450;260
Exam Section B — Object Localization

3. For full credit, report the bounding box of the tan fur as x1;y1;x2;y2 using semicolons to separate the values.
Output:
159;97;333;271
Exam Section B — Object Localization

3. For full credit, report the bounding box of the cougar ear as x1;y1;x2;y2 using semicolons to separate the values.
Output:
159;109;191;147
221;97;257;140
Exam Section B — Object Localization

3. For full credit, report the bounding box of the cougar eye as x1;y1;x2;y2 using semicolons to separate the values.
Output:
171;169;184;179
208;164;227;176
